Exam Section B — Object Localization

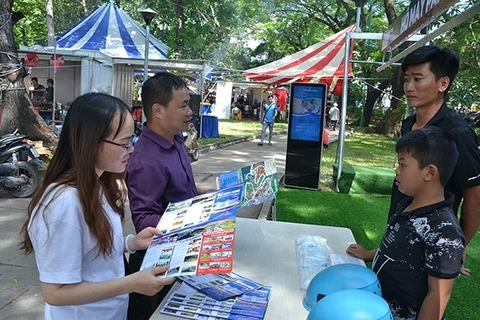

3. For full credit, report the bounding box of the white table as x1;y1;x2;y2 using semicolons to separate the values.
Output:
150;217;358;320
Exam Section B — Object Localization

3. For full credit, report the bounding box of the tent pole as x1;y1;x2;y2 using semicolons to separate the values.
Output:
52;45;56;126
336;32;351;192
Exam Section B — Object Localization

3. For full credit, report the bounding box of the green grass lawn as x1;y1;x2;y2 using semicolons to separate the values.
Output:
198;119;288;147
276;131;480;320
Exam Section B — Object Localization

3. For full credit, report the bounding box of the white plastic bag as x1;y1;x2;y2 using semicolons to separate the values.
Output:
296;235;329;290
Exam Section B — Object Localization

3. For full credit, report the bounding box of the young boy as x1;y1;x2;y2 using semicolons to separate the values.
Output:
347;126;465;320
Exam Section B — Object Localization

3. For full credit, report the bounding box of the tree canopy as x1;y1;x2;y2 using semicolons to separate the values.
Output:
10;0;480;120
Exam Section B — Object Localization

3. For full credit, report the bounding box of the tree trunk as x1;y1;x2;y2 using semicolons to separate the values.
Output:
81;0;88;16
0;0;57;146
388;66;404;110
173;0;184;58
46;0;55;46
374;107;402;136
383;0;397;23
363;79;390;126
373;0;403;134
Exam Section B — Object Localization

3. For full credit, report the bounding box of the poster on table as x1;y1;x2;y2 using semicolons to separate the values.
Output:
285;83;326;190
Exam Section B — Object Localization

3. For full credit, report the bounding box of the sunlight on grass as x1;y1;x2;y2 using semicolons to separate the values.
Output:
320;131;397;189
198;119;288;146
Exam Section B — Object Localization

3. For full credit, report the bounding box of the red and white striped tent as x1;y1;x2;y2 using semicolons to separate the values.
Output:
242;25;356;96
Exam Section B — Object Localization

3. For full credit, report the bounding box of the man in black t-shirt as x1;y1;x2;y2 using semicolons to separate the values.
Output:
45;78;54;103
31;77;45;102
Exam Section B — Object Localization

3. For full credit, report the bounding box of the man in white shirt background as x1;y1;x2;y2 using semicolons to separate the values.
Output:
329;102;340;131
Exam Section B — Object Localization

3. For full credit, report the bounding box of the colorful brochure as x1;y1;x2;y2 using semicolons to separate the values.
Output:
140;185;243;277
216;159;278;208
180;273;264;301
160;282;270;319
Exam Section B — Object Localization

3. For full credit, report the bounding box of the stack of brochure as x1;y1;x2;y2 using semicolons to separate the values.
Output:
180;273;265;301
160;273;271;319
140;160;279;278
140;186;243;277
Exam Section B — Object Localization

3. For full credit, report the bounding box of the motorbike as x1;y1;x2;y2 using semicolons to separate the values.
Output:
133;120;200;162
183;123;199;162
0;134;45;197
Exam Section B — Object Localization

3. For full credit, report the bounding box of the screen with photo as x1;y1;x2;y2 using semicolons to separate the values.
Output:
289;84;326;142
285;83;327;190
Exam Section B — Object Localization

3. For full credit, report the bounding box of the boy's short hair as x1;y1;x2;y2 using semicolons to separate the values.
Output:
31;77;38;82
47;78;54;85
396;126;458;186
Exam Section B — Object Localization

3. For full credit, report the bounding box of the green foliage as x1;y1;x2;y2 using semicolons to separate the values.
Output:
431;2;480;108
53;0;105;35
13;0;48;46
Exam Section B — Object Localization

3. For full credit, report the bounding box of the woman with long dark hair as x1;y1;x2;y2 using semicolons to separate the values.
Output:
21;93;174;319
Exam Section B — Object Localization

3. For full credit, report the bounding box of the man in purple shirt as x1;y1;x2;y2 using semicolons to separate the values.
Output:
126;72;201;319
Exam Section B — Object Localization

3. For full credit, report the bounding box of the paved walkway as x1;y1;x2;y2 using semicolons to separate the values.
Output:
0;128;342;319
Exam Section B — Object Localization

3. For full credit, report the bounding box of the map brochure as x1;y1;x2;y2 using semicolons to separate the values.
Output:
160;282;271;319
140;185;243;277
180;273;264;301
215;159;278;208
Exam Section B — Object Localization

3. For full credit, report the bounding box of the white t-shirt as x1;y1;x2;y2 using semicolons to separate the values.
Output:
329;106;340;121
28;185;127;320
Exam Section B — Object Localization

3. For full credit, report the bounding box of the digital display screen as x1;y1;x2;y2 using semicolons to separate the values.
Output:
290;84;326;142
284;83;327;190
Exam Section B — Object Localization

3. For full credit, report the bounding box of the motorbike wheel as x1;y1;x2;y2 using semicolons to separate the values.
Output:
189;149;200;162
7;162;40;198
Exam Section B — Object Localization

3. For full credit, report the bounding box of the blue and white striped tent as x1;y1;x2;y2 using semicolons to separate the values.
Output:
56;0;170;59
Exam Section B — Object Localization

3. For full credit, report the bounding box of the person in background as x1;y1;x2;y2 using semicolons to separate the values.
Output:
328;102;339;131
45;78;54;103
21;92;174;320
325;103;332;127
31;77;45;102
257;95;278;146
126;72;208;319
347;126;464;320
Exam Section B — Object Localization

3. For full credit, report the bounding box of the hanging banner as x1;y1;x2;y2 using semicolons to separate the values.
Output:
284;83;326;190
50;55;65;69
382;0;457;52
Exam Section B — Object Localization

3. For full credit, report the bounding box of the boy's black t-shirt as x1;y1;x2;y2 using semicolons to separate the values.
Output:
373;193;464;320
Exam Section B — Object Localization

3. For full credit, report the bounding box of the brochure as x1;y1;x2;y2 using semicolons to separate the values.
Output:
237;286;272;305
180;273;264;301
160;282;269;319
140;185;243;277
216;159;278;208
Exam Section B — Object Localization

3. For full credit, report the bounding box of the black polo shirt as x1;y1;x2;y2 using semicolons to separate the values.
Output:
389;103;480;217
374;193;464;320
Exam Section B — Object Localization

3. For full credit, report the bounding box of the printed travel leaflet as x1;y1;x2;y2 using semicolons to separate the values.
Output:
161;282;271;319
140;185;243;277
216;159;278;208
180;273;264;301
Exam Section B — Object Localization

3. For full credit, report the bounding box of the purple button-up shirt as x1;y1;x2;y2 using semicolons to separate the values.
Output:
126;126;197;233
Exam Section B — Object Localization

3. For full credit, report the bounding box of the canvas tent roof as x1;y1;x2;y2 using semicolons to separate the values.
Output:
56;0;170;59
242;25;356;93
